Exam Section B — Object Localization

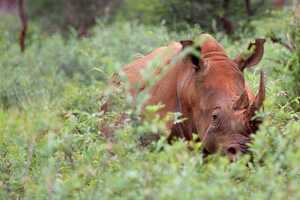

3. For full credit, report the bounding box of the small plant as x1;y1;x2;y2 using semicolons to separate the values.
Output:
0;8;300;199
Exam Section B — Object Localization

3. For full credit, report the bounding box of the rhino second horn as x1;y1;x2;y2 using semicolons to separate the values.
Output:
248;71;265;118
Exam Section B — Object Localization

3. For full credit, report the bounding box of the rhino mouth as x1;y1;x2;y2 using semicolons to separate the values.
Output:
202;143;250;156
202;143;251;162
201;129;252;160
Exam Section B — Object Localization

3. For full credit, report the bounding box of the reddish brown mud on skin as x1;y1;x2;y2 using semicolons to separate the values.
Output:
120;33;266;160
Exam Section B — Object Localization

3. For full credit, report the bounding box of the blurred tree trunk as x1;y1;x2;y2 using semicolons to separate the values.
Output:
64;0;122;37
0;0;27;52
220;0;234;35
18;0;27;52
294;0;300;20
245;0;253;16
273;0;286;8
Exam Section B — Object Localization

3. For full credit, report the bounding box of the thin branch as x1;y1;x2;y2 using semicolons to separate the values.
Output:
270;36;295;53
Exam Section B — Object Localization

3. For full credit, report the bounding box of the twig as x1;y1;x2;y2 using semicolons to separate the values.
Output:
270;36;295;53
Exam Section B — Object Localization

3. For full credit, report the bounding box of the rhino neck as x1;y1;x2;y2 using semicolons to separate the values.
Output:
170;62;197;140
144;59;196;140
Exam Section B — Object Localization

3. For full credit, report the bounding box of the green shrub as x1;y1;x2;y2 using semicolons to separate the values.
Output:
0;9;300;200
117;0;272;34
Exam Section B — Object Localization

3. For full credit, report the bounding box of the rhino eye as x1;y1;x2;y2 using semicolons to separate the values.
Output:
212;113;218;120
211;107;221;121
212;111;220;121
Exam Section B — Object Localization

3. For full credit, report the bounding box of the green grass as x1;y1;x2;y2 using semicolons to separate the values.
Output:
0;11;300;199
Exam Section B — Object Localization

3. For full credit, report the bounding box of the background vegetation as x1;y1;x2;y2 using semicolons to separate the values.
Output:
0;0;300;199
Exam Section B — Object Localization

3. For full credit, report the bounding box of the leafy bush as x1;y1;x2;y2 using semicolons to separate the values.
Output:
264;9;300;108
0;9;300;200
117;0;272;34
27;0;121;34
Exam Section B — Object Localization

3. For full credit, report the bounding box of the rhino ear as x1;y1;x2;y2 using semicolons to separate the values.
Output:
180;40;202;71
234;38;265;71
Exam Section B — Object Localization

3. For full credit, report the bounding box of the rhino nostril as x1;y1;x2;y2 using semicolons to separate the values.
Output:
227;147;237;155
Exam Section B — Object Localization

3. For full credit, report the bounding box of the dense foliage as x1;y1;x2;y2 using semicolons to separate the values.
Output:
25;0;272;35
0;6;300;200
117;0;271;34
